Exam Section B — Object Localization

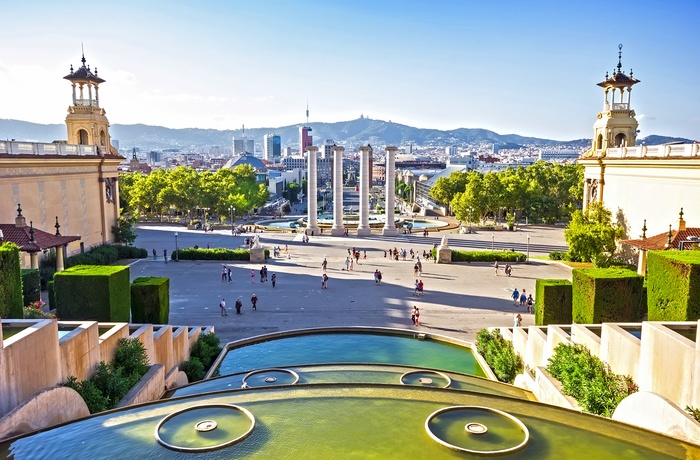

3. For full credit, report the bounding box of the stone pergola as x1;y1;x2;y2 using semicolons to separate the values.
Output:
0;205;80;270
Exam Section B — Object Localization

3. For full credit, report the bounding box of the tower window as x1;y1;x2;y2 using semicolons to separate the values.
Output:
596;134;603;150
78;129;89;145
614;133;626;147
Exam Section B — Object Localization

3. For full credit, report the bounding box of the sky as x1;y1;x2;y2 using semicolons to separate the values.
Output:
1;0;698;141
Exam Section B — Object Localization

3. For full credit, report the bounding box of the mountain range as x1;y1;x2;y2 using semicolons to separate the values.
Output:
0;118;691;153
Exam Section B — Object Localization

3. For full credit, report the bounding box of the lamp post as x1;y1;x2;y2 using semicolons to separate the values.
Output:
174;232;179;262
491;233;494;251
468;207;473;233
527;234;530;263
229;206;235;234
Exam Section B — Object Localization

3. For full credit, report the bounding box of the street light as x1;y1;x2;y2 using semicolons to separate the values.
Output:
174;232;179;262
491;233;494;251
527;234;530;263
229;205;235;234
468;207;473;233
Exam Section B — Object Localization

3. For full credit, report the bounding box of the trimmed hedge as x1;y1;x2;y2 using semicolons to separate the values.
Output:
173;247;269;261
47;280;56;310
572;268;645;324
21;268;41;305
65;244;147;268
535;279;573;326
54;265;131;321
647;251;700;321
131;277;170;324
0;243;24;319
451;250;527;263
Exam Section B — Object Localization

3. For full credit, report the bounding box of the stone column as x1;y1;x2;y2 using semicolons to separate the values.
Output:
382;146;398;236
357;145;372;236
331;146;345;236
306;146;320;235
56;245;65;272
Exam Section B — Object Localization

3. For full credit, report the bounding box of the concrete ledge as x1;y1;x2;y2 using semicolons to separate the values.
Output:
116;364;165;408
613;391;700;446
600;323;640;382
0;386;89;441
525;326;548;368
571;324;601;356
533;366;581;411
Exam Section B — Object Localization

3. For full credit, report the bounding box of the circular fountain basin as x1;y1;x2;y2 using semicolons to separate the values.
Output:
241;368;300;388
425;405;529;455
400;370;451;388
155;404;255;453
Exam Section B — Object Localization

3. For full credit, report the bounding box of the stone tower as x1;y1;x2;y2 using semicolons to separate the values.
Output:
591;44;640;152
64;52;116;155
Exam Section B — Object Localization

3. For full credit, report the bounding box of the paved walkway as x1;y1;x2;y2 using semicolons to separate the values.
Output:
132;224;572;345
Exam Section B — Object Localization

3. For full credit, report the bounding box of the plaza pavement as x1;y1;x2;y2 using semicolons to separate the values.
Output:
131;223;572;345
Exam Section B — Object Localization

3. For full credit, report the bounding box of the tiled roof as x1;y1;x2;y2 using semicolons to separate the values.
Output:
622;227;700;251
0;223;80;252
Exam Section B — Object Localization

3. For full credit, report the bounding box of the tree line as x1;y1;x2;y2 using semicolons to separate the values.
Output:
119;165;270;221
429;161;584;224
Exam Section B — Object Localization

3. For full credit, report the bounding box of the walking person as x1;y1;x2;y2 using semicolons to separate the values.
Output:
263;265;268;282
163;249;168;263
526;294;534;314
152;249;157;260
251;293;258;310
260;267;265;283
322;273;329;289
219;298;228;316
413;279;419;296
413;263;419;277
377;270;382;286
374;270;379;285
322;258;328;272
227;267;232;282
418;279;424;296
512;288;520;307
221;266;227;282
235;297;243;315
520;289;528;308
250;269;255;284
345;257;351;271
271;273;277;288
414;307;421;326
494;260;499;275
514;313;522;327
411;306;418;325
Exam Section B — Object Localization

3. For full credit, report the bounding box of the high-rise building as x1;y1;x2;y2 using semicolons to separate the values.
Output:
299;126;313;156
283;147;292;158
322;139;335;159
264;134;282;162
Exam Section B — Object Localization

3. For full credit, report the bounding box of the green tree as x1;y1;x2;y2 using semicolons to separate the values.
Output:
564;201;624;264
111;214;137;245
284;181;301;202
430;171;468;212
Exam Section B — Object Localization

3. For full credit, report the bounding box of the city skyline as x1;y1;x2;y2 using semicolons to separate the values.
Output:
1;1;698;141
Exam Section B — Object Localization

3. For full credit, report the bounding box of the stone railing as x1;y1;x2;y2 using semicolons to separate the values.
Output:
0;141;98;156
602;143;700;159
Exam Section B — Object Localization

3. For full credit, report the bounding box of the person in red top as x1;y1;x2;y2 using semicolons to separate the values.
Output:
418;280;424;296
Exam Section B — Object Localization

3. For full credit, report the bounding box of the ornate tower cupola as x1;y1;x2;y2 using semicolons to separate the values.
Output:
592;44;640;152
64;50;116;155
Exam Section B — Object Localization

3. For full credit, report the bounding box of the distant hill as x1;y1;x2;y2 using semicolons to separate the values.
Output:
0;117;691;152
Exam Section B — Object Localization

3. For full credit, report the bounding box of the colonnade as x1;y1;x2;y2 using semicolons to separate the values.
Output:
306;145;398;236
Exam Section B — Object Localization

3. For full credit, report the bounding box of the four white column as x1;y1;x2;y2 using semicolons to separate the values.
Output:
306;146;320;235
382;146;398;236
331;146;345;236
357;145;372;236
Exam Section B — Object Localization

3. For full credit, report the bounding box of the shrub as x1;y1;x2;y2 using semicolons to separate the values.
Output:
21;269;41;305
646;251;700;321
63;244;147;269
0;243;23;319
63;338;149;413
181;358;206;382
572;268;645;324
686;406;700;423
23;300;57;319
475;329;523;384
183;332;222;382
131;277;170;324
547;343;637;417
173;248;269;261
47;280;56;310
451;250;527;263
54;265;131;321
548;251;564;260
535;279;573;326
